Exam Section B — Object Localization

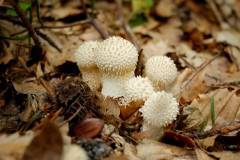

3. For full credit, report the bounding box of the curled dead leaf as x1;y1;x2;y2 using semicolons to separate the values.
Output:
73;118;104;138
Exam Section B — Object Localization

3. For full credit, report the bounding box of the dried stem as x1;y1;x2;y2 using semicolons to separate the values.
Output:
180;53;221;93
115;0;140;50
193;122;240;139
80;0;109;39
8;0;41;46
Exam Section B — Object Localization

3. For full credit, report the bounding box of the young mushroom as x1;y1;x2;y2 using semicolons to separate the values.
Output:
144;56;177;91
140;91;179;139
95;36;138;98
73;41;101;91
120;76;155;105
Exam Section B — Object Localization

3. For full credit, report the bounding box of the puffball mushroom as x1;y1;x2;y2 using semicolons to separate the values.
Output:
73;41;101;91
120;76;155;105
140;91;179;129
145;56;177;90
95;36;138;98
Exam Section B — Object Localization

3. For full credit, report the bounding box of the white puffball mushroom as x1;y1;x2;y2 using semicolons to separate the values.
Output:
62;144;89;160
145;56;177;90
140;91;179;128
73;41;101;91
121;76;155;105
95;36;138;98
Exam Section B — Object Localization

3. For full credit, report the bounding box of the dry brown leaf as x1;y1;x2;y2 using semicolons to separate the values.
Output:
50;7;82;20
136;139;196;160
214;30;240;48
98;95;121;118
187;87;240;130
22;122;63;160
171;56;231;101
142;39;174;60
154;0;176;17
12;78;46;95
73;118;104;138
211;151;240;160
176;43;212;68
0;132;33;160
195;148;214;160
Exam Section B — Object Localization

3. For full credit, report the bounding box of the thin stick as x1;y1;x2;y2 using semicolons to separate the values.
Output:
90;18;109;39
35;29;61;52
8;0;41;46
80;0;109;39
193;122;240;139
206;0;224;28
180;53;221;92
115;0;140;50
39;19;91;29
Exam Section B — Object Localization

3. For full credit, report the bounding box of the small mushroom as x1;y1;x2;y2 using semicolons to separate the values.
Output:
120;76;155;105
144;56;177;90
73;41;101;91
95;36;138;98
140;91;179;139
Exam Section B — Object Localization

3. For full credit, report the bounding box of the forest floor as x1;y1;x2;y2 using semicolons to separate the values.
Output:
1;0;240;160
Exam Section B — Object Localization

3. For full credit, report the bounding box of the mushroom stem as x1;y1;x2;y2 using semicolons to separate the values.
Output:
81;68;101;91
101;71;134;98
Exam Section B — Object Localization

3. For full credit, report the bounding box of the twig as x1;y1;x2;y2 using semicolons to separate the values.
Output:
90;18;109;39
8;0;41;46
59;105;82;127
10;19;91;36
39;19;90;29
0;13;23;26
206;0;225;28
134;49;144;76
115;0;140;50
193;122;240;139
80;0;109;39
180;53;221;92
35;29;61;52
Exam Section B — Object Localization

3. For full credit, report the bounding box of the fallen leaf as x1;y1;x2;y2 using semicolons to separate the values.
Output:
195;148;214;160
0;132;33;160
22;122;63;160
182;87;240;132
136;139;196;160
12;78;46;95
73;118;104;138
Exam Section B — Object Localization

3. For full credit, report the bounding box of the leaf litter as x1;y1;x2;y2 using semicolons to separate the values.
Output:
1;0;240;160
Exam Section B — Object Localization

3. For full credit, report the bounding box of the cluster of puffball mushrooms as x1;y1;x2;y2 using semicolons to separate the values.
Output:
72;36;179;139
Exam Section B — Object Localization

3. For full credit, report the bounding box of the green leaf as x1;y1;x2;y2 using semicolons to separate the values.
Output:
129;0;153;27
6;8;18;16
129;11;148;27
19;2;32;11
131;0;153;13
210;96;215;127
5;2;31;17
0;34;30;40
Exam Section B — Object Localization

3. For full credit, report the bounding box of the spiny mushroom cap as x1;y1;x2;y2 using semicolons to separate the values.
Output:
140;91;179;127
145;56;177;88
124;76;155;103
74;41;99;69
95;36;138;75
